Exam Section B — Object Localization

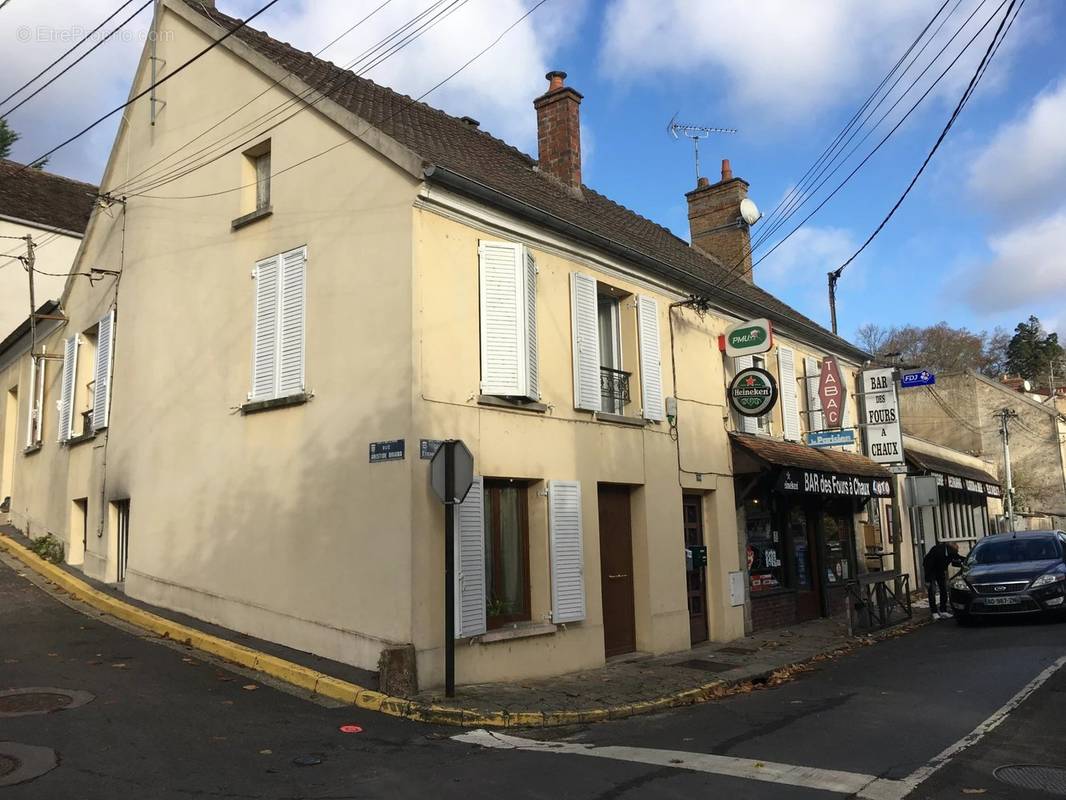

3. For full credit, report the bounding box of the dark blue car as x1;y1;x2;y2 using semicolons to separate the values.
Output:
949;531;1066;624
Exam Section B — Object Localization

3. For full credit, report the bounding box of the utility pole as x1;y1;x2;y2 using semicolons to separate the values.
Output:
22;234;37;357
827;267;843;335
996;408;1018;531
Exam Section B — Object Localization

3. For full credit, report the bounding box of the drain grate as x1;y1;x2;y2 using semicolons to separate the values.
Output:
994;764;1066;796
674;659;737;673
0;754;19;778
0;693;73;715
717;646;759;655
0;687;94;717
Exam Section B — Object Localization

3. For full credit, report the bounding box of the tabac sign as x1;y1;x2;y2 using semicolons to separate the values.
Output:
817;357;847;429
722;318;773;358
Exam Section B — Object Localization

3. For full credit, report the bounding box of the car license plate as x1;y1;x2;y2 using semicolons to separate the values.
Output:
984;596;1022;606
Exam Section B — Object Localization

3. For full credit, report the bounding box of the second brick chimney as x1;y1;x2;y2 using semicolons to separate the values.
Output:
534;71;583;191
686;159;755;283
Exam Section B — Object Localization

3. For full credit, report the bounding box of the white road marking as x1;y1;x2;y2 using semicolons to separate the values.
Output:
453;729;891;795
454;654;1066;799
858;653;1066;800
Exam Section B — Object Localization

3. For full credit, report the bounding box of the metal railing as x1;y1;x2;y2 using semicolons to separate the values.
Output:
844;571;912;633
600;367;630;414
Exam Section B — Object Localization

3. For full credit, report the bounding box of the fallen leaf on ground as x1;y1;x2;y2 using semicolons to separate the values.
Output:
47;652;59;657
962;790;986;795
111;663;128;669
242;684;259;691
221;700;234;705
259;749;272;755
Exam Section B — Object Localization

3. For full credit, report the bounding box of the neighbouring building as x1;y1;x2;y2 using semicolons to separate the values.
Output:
0;160;97;336
899;371;1066;530
0;0;901;689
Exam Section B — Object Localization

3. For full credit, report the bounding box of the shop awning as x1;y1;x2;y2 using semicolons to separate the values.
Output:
905;450;1001;498
730;432;894;499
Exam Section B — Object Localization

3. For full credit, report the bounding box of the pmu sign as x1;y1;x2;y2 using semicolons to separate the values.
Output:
817;357;847;429
862;368;904;464
722;318;773;358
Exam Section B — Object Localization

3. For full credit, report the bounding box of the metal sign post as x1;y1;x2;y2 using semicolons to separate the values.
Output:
429;440;474;698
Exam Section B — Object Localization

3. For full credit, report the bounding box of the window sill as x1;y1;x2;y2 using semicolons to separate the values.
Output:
63;431;98;448
594;411;647;427
480;621;557;644
231;205;273;231
240;392;311;415
477;395;547;413
22;443;43;455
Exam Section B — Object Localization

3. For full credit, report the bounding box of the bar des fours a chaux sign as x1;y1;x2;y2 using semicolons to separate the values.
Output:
861;368;904;464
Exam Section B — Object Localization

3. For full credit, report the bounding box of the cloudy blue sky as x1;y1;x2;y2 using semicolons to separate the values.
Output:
2;0;1063;343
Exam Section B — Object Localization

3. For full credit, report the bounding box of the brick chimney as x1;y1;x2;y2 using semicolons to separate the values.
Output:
686;159;755;283
534;71;583;191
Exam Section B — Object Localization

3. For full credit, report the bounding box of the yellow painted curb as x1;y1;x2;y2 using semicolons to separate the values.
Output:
0;531;922;729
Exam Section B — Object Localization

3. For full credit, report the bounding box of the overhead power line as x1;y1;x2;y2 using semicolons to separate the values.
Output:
0;0;147;118
114;0;464;197
18;0;283;172
123;0;550;202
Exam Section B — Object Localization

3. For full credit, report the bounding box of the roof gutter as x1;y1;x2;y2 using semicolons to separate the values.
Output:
422;165;870;363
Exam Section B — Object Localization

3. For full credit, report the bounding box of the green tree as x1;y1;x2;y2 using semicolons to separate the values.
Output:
854;321;1008;376
0;119;17;160
1005;316;1064;383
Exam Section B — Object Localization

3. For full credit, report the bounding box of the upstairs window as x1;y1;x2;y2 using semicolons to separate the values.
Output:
250;246;306;402
233;140;272;229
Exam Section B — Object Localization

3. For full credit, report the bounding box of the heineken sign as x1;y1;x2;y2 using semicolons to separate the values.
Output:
729;367;779;418
722;318;773;357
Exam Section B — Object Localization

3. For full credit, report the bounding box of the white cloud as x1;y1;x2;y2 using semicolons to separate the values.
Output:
753;225;858;323
1;0;580;182
963;208;1066;313
968;77;1066;215
599;0;1020;125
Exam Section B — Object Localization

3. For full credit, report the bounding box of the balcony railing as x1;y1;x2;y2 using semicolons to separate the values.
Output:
600;366;631;414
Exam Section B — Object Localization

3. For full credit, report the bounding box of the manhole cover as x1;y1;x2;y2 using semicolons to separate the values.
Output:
994;764;1066;795
0;754;19;777
0;693;73;714
0;687;94;717
674;659;737;673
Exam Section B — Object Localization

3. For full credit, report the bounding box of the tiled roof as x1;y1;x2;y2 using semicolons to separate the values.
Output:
730;432;891;478
183;2;865;356
0;160;97;234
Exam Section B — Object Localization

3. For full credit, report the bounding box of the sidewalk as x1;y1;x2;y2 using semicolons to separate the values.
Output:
1;525;930;728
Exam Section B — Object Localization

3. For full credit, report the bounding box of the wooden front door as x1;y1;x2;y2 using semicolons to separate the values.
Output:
598;484;636;657
683;494;708;644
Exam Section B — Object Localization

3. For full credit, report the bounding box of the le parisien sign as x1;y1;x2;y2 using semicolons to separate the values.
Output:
817;357;847;429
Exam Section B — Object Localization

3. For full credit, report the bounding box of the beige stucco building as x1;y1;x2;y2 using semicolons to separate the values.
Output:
0;0;907;689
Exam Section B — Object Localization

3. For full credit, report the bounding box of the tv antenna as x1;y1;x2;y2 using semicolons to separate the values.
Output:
668;113;737;184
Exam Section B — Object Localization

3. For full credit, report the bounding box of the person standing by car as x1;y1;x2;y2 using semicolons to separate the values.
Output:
924;541;963;619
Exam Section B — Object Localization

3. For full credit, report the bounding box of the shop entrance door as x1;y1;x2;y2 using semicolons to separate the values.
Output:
598;484;636;657
683;494;708;644
789;504;821;621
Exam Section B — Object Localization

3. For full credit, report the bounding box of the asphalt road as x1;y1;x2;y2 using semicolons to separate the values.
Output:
3;555;1065;799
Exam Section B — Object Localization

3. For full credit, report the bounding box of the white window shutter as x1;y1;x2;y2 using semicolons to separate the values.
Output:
804;355;824;433
839;369;854;449
549;480;586;623
251;255;280;400
524;247;539;400
777;346;800;441
636;295;663;421
57;335;78;442
277;247;306;396
570;272;601;411
25;356;38;448
92;309;115;431
478;241;527;397
734;355;758;434
454;476;486;638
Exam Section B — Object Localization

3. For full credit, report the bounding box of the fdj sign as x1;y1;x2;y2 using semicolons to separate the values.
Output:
723;318;773;358
728;367;779;418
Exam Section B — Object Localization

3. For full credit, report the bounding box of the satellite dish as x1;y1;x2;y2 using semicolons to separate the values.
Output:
1022;379;1032;392
740;197;762;225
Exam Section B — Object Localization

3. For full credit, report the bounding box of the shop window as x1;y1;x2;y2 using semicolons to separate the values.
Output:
745;493;786;592
821;511;854;585
483;479;531;628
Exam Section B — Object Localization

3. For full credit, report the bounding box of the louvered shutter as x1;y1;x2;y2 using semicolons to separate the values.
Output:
92;309;115;431
251;254;280;400
454;476;487;638
840;369;854;449
277;247;306;396
549;480;586;623
570;272;601;411
804;356;823;433
57;336;78;442
734;354;758;434
777;346;800;441
636;295;664;421
524;248;539;400
478;241;526;397
25;356;38;448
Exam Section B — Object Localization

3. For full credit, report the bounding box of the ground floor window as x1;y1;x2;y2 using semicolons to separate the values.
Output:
744;492;786;593
820;508;855;586
483;479;531;628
